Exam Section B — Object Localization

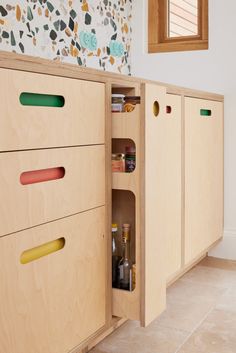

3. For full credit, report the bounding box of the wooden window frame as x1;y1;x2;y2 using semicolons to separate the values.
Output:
148;0;208;53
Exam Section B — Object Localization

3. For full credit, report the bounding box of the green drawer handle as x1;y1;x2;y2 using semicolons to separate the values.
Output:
20;238;65;264
20;92;65;107
200;109;212;117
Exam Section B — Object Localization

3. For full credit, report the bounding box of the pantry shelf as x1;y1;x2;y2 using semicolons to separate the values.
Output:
112;172;139;193
112;287;140;321
112;105;141;140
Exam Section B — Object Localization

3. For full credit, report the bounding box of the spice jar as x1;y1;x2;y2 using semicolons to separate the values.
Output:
112;94;125;112
125;146;136;172
112;153;125;172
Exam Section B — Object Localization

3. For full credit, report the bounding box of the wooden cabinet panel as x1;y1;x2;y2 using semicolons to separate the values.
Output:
165;94;182;280
141;83;167;326
185;97;224;264
0;145;105;236
0;68;105;151
0;207;106;353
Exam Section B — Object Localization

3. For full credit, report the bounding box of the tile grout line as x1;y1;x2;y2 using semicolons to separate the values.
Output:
172;273;232;353
173;306;216;353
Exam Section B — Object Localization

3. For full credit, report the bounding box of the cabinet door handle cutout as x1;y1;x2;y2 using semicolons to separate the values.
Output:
20;238;65;264
20;167;65;185
200;109;212;117
20;92;65;107
153;101;160;117
166;106;172;114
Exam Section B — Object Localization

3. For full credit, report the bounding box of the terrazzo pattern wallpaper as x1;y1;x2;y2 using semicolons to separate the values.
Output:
0;0;132;74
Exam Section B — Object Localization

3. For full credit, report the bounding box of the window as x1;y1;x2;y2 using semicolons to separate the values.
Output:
148;0;208;53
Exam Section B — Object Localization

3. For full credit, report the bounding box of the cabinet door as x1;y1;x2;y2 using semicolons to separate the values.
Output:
142;83;167;326
0;207;106;353
165;94;182;280
185;97;223;264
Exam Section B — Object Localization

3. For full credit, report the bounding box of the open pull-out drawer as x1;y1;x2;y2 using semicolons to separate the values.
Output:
0;206;106;353
0;145;105;236
0;68;105;151
185;97;224;264
111;83;167;327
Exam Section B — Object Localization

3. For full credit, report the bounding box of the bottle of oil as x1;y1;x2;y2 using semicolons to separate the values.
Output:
118;224;132;290
112;223;121;288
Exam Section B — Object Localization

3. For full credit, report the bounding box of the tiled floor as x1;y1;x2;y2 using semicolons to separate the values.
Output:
90;257;236;353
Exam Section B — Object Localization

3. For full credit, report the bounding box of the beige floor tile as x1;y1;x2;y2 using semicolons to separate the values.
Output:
215;285;236;313
155;277;226;332
90;320;188;353
200;257;236;272
90;261;236;353
167;278;226;304
156;296;214;332
181;265;236;288
177;309;236;353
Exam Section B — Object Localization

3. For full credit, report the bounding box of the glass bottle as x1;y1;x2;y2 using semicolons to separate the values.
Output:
112;223;121;288
118;224;132;291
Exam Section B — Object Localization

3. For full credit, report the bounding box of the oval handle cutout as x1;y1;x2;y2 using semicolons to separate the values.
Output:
153;101;160;117
200;109;212;117
20;167;65;185
20;93;65;107
166;106;172;114
20;238;65;264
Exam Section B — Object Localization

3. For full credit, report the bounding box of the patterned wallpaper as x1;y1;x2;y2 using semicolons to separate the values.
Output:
0;0;132;74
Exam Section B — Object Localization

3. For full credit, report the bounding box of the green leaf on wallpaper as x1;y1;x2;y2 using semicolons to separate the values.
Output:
47;2;54;13
77;57;83;66
70;9;77;19
27;6;33;21
10;31;16;46
85;13;92;25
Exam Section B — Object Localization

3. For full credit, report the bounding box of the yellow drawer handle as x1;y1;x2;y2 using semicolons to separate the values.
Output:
20;238;65;264
20;92;65;107
200;109;212;117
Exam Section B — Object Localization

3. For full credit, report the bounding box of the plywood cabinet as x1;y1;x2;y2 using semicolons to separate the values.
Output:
0;55;224;353
185;97;224;264
0;65;107;353
163;94;224;278
111;83;167;327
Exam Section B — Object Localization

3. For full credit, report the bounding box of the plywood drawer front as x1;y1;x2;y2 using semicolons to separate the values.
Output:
0;207;106;353
0;145;105;236
185;98;224;264
0;68;105;151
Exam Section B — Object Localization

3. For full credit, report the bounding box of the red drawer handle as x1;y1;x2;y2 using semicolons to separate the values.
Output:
20;167;65;185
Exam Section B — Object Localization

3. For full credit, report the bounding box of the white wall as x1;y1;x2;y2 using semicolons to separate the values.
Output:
131;0;236;259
